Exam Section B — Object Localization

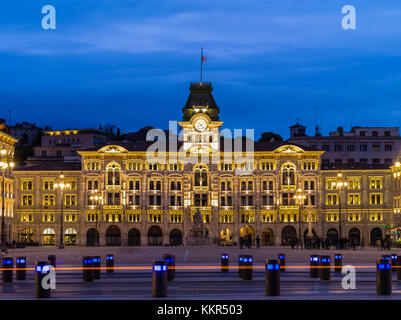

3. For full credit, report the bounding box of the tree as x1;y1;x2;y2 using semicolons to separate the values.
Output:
258;132;283;142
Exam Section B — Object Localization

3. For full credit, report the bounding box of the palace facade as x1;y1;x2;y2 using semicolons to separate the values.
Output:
12;82;394;246
0;129;17;245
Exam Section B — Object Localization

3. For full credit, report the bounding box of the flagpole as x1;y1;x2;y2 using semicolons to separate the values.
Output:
200;47;203;83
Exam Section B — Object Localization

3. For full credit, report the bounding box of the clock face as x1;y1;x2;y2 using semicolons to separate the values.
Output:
195;119;207;131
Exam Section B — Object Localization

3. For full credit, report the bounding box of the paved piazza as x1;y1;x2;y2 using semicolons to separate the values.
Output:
1;245;393;265
0;245;400;300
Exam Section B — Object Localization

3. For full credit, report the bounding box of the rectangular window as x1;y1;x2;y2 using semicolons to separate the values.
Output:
370;193;382;205
326;194;338;205
348;193;360;205
22;195;33;206
360;145;367;151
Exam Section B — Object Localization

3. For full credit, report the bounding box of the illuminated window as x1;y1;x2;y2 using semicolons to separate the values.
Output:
219;162;233;171
20;214;33;222
326;179;338;190
302;161;317;171
219;212;233;223
21;195;33;206
21;180;33;191
326;213;339;222
127;161;142;171
370;213;383;221
348;193;360;205
127;213;141;222
42;213;55;222
261;213;275;222
348;178;360;190
370;193;382;205
43;180;54;190
65;194;76;206
282;163;296;185
260;161;275;171
326;194;338;205
42;195;55;206
370;178;382;189
169;213;183;223
348;213;361;221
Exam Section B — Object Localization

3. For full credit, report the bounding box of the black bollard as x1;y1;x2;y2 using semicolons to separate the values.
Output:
83;256;94;282
242;255;253;280
278;254;286;272
334;254;342;273
221;253;229;272
93;256;101;279
310;255;320;278
35;261;51;298
48;255;56;268
397;256;401;281
106;254;114;274
376;259;392;295
320;255;331;280
16;257;27;280
265;259;280;296
391;254;398;272
2;257;13;283
163;254;175;281
152;260;168;297
238;255;244;278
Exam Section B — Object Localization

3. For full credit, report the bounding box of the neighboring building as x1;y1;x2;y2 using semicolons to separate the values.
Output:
0;129;18;245
27;129;106;166
11;82;394;247
288;124;401;167
9;122;42;147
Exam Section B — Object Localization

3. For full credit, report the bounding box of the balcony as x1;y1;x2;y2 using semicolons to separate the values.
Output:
103;205;123;210
281;185;297;191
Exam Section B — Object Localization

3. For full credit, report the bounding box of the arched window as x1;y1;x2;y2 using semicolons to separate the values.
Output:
106;162;121;186
282;163;296;185
194;164;208;187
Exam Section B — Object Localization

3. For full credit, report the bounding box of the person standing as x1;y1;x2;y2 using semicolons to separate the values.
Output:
256;235;261;248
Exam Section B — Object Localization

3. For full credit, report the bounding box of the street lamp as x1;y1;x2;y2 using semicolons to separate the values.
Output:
89;190;102;246
295;188;306;249
54;175;70;249
332;173;348;249
0;149;15;254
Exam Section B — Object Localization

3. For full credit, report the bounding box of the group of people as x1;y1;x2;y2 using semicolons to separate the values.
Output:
235;234;395;250
239;234;260;249
290;236;363;250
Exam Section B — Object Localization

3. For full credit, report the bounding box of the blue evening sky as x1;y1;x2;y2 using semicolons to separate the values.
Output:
1;0;401;139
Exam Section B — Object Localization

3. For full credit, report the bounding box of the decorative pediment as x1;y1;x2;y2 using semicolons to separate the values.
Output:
274;145;305;154
99;145;128;154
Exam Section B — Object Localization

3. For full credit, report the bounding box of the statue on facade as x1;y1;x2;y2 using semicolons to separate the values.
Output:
186;208;209;245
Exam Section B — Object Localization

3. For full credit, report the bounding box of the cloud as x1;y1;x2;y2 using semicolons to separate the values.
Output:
2;1;401;58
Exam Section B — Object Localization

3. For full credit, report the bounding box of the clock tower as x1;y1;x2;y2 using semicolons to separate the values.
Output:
179;82;223;152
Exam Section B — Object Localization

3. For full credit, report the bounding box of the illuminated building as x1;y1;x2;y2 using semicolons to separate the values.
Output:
12;82;394;246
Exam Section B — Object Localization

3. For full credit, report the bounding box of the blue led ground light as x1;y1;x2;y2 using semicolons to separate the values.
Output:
266;264;280;270
36;265;50;272
378;263;391;270
321;258;330;263
83;259;93;264
391;255;397;260
153;265;167;272
335;255;342;259
2;260;12;265
310;257;319;262
238;257;243;262
243;258;253;263
17;259;26;264
221;255;229;260
106;256;114;261
93;258;100;263
278;255;285;259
